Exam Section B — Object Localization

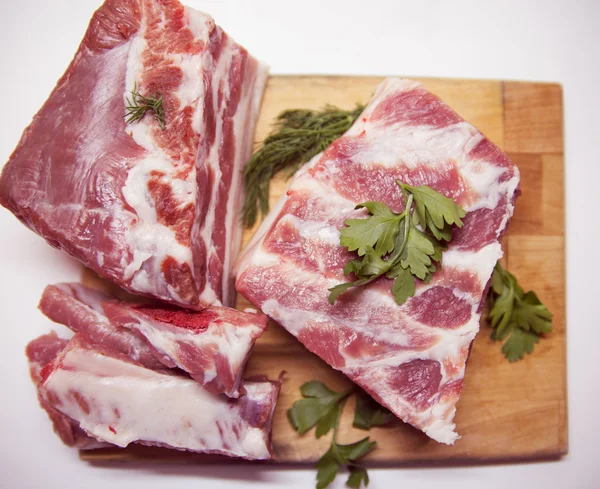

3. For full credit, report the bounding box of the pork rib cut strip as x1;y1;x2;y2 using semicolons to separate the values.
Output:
26;332;109;450
236;78;520;444
39;283;268;397
34;335;279;459
39;283;164;370
103;301;268;397
0;0;268;309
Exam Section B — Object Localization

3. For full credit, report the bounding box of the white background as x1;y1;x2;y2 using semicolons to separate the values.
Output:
0;0;598;488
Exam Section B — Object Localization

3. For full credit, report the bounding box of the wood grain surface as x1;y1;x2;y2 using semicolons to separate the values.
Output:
82;76;567;466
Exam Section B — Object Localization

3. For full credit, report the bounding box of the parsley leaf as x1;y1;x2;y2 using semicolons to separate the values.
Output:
399;225;437;280
347;466;370;488
514;291;553;334
289;382;379;489
316;404;342;438
336;437;376;461
340;202;402;257
487;263;552;362
287;381;351;434
388;265;415;306
316;447;340;489
399;182;466;236
353;391;395;430
501;327;540;362
327;277;373;304
330;181;465;305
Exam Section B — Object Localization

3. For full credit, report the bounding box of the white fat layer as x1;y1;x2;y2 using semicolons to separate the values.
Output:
56;283;109;313
185;7;214;40
221;60;268;306
195;34;233;305
291;216;341;245
43;346;272;459
128;314;260;395
122;157;194;288
123;26;156;152
242;246;282;270
270;214;343;273
424;420;459;444
178;55;204;110
443;242;504;284
203;367;217;383
121;10;211;305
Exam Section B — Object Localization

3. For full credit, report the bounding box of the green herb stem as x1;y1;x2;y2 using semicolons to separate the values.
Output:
125;82;165;129
395;194;413;259
242;104;364;228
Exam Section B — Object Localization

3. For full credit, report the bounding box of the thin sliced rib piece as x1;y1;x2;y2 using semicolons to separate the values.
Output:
26;333;108;450
0;0;268;309
39;283;164;369
103;301;268;397
236;78;520;444
37;335;279;459
39;283;268;397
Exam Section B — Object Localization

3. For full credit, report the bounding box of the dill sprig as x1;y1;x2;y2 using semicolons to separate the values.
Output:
125;82;165;129
242;104;364;228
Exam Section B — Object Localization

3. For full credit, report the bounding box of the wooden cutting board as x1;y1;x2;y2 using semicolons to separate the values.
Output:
83;75;567;466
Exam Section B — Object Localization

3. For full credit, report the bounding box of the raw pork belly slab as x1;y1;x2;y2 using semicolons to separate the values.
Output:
236;78;520;444
33;335;279;459
0;0;268;309
39;283;268;397
26;333;109;450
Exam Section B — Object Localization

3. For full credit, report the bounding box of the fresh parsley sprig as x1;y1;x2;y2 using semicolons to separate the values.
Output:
352;391;395;431
125;82;165;129
242;105;364;228
328;182;466;305
288;381;353;436
288;382;392;489
488;263;553;361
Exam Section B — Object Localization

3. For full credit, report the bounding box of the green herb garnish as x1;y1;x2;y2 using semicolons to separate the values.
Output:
242;105;364;228
287;381;352;436
329;182;466;305
288;382;389;489
125;82;165;129
352;391;394;431
488;262;553;361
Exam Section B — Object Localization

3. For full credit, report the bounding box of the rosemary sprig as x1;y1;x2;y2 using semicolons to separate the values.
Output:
242;104;364;228
125;82;165;129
